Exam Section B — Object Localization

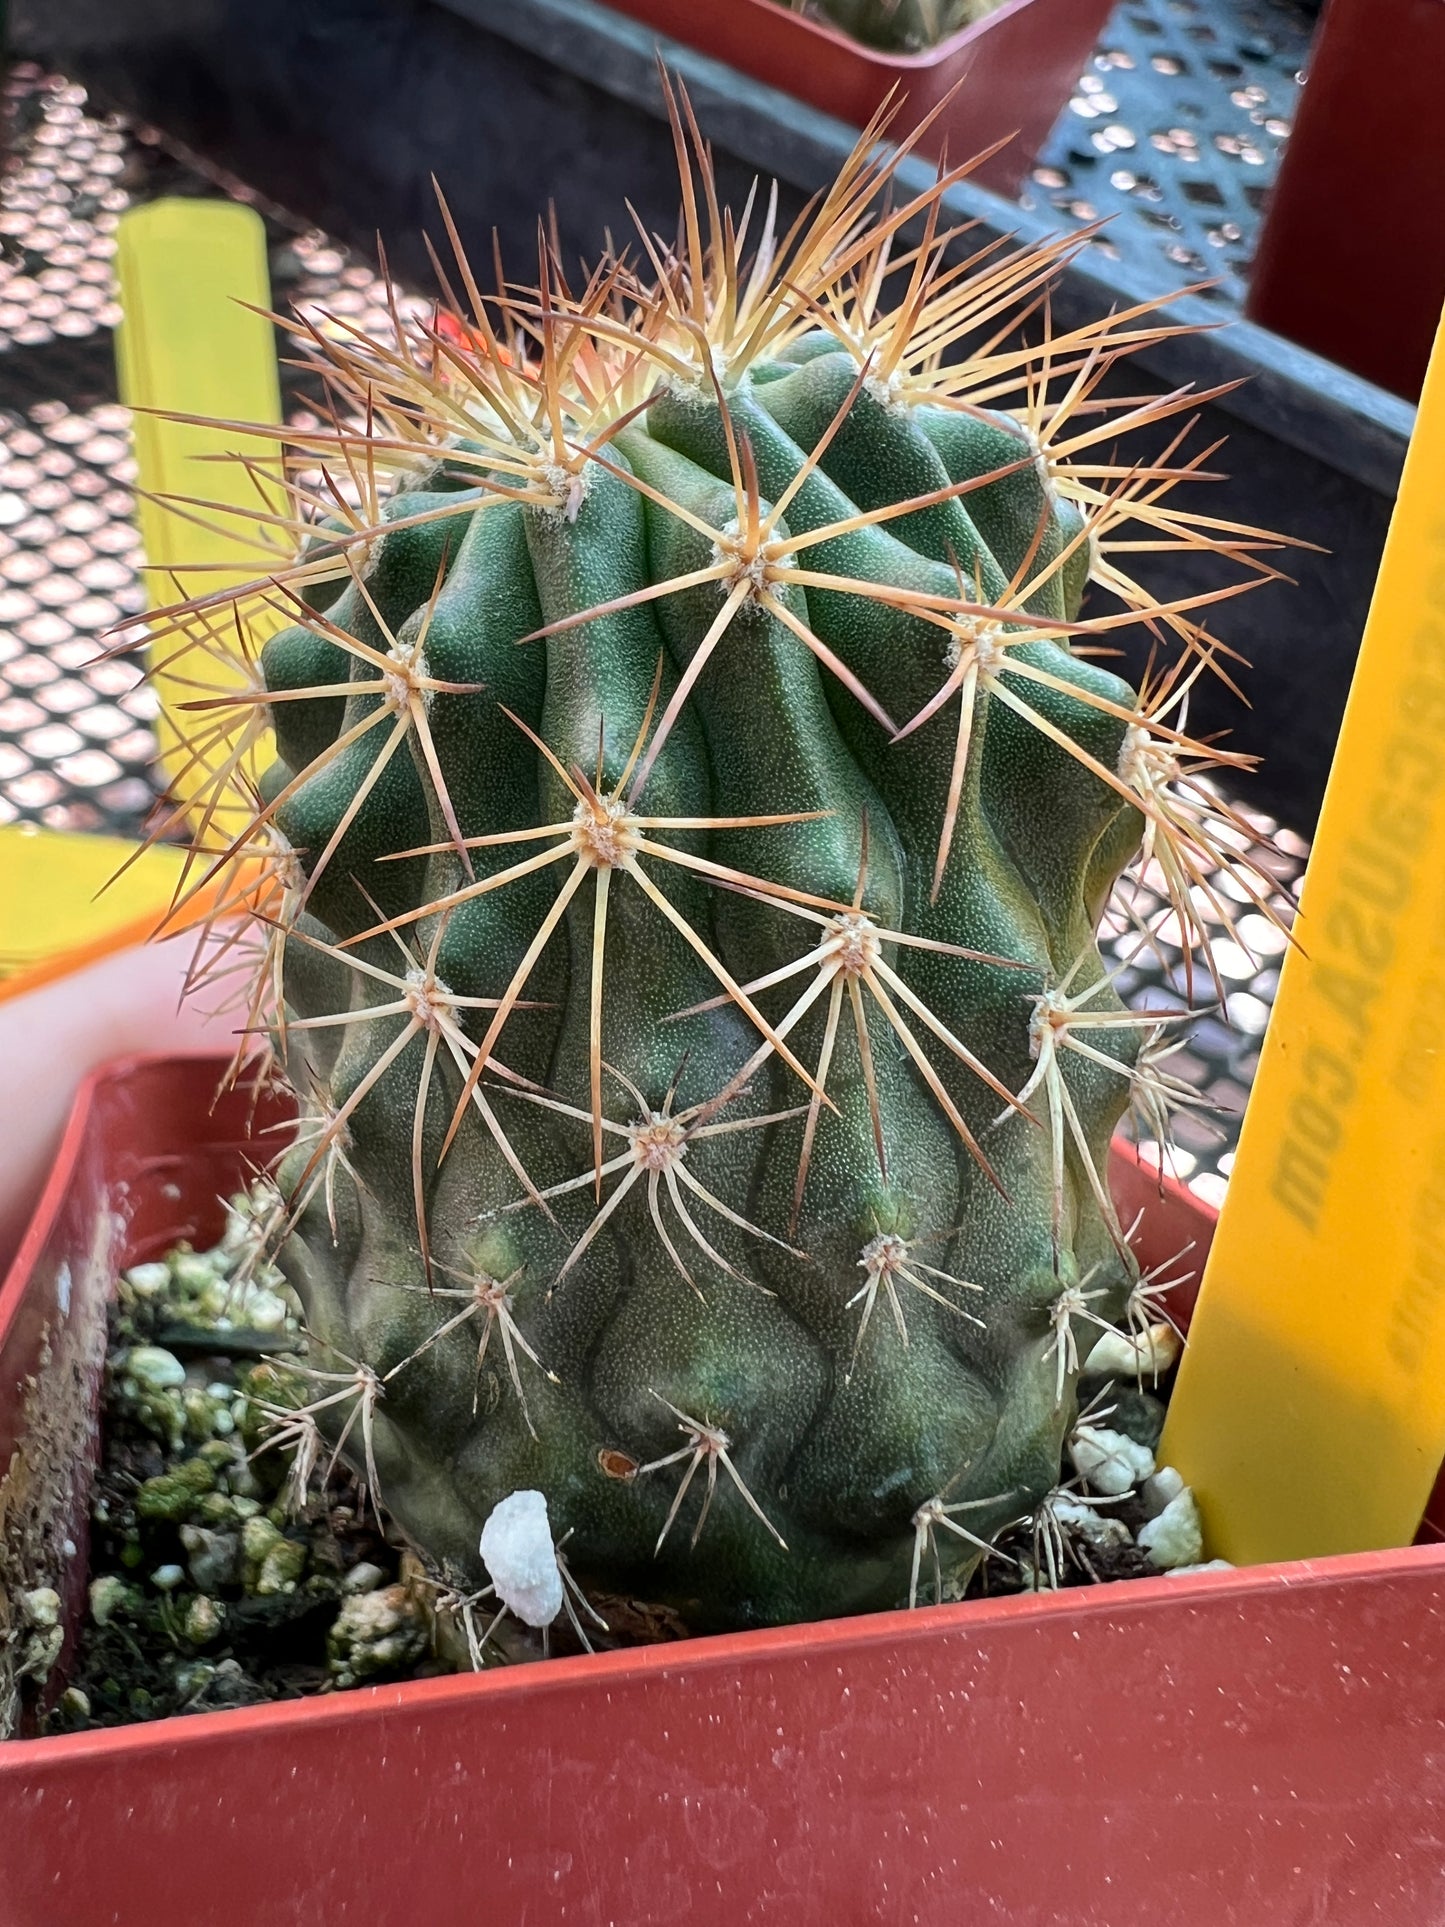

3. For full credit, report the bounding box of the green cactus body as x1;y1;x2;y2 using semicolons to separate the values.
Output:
166;109;1275;1635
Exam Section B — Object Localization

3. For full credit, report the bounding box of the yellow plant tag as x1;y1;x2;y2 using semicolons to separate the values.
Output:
114;199;285;825
0;826;186;987
1162;307;1445;1563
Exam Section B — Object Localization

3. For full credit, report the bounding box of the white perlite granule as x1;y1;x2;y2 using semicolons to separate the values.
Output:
1137;1488;1205;1569
1068;1423;1156;1497
479;1490;564;1628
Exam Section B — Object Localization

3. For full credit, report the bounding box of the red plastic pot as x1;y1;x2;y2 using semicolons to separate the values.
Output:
603;0;1117;196
4;1055;1445;1926
1245;0;1445;402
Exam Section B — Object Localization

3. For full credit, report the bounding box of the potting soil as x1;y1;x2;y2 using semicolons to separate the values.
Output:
28;1196;1205;1735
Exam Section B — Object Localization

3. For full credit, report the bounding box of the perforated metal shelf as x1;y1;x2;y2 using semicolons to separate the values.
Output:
1028;0;1316;303
0;67;430;837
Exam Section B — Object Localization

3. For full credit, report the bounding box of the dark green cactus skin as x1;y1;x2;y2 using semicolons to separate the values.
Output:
265;342;1144;1632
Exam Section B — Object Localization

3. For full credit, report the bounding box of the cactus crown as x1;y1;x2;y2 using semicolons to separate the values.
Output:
150;89;1285;1634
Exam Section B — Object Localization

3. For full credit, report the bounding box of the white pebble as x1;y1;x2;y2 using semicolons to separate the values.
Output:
1141;1465;1185;1518
125;1346;186;1391
19;1587;60;1629
241;1287;290;1333
150;1564;185;1591
173;1253;217;1292
479;1490;563;1629
123;1262;171;1299
342;1561;389;1595
1137;1489;1204;1569
1068;1423;1155;1496
89;1575;129;1624
1082;1323;1182;1379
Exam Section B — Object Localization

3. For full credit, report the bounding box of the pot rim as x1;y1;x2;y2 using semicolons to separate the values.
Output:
10;1533;1443;1765
9;1051;1437;1767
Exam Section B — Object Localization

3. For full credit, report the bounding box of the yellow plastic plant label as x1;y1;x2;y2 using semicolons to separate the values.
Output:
1162;306;1445;1564
114;198;284;826
0;825;275;998
0;826;186;985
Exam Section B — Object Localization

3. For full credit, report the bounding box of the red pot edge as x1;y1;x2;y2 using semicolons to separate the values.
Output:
8;1053;1443;1769
15;1533;1445;1769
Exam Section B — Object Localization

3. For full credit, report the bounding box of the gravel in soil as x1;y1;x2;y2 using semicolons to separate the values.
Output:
36;1195;441;1733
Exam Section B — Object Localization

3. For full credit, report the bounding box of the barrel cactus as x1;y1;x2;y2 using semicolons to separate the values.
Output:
160;99;1278;1636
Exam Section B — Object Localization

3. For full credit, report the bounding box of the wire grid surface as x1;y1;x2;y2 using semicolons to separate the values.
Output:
0;43;1308;1201
0;68;440;838
1029;0;1316;304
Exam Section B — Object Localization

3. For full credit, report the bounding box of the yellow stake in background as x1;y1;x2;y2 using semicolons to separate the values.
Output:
1163;305;1445;1563
114;198;284;825
0;204;286;995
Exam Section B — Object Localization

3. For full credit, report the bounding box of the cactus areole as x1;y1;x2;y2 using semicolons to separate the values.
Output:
158;93;1282;1635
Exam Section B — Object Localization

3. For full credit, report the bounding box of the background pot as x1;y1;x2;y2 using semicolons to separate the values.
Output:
3;1055;1445;1924
599;0;1118;194
1246;0;1445;403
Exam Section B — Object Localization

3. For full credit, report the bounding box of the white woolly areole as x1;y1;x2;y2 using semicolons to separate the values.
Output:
479;1490;564;1628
